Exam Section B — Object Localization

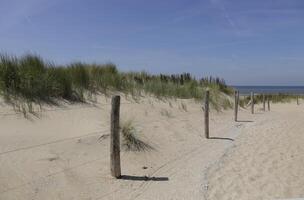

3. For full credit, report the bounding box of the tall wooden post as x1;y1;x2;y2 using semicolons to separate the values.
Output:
204;90;210;139
110;95;121;178
263;94;266;111
234;91;239;122
251;92;254;114
267;97;270;111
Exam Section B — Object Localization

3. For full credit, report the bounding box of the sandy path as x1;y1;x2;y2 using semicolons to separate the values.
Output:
0;95;301;200
206;103;304;200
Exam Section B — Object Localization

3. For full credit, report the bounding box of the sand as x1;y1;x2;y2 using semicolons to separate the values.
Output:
0;95;303;200
206;103;304;200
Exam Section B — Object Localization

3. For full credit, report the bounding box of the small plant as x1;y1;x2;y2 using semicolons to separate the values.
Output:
180;102;188;112
160;108;173;118
120;120;153;152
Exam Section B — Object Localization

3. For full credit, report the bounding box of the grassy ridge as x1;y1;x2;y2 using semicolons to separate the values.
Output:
0;53;233;110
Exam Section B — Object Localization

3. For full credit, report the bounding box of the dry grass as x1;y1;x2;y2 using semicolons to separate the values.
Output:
180;102;188;112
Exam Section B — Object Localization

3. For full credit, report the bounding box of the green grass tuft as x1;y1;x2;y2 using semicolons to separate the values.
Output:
121;120;153;152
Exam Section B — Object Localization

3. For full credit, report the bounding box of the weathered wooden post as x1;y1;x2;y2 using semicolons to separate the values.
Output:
234;90;239;122
204;90;210;139
263;94;266;111
267;97;270;111
238;91;240;106
110;95;121;178
297;96;299;105
251;92;254;114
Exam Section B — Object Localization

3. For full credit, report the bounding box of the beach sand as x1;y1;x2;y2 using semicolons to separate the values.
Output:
0;95;303;200
206;103;304;200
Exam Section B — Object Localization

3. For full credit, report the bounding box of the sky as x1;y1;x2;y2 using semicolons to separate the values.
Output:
1;0;304;85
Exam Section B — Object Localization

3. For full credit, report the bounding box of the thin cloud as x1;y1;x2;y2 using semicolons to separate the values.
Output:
209;0;242;36
125;1;206;34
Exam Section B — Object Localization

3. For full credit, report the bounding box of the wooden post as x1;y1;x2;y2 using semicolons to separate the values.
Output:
267;97;270;111
204;90;210;139
263;94;266;111
297;96;299;105
234;91;239;122
251;92;254;114
110;95;121;178
238;91;240;114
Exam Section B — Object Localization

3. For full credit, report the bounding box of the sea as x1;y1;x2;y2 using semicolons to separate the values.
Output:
232;86;304;95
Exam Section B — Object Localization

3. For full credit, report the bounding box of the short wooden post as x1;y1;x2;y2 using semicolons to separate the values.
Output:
267;97;270;111
297;96;299;105
234;91;239;122
263;94;266;111
251;92;254;114
204;90;210;139
110;95;121;178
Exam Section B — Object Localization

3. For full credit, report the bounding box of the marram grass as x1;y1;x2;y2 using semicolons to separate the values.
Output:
120;120;153;152
239;93;302;107
0;53;233;111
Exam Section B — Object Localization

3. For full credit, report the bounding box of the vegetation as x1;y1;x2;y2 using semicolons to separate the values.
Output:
160;108;173;118
179;102;188;112
0;53;234;110
240;93;302;107
120;120;153;152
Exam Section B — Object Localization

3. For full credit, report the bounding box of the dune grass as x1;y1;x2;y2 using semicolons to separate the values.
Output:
0;53;234;111
120;120;153;152
239;93;302;107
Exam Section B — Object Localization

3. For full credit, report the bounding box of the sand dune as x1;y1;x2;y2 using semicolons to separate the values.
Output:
0;95;303;199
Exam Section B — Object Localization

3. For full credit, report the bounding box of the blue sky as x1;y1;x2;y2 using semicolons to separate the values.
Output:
1;0;304;85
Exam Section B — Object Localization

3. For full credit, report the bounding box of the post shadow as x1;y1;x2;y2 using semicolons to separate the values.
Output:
236;120;253;123
119;175;169;182
209;137;234;141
